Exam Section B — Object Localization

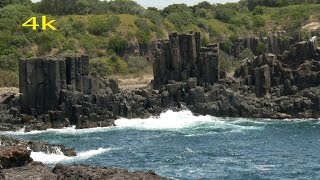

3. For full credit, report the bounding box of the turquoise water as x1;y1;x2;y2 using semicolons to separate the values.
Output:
5;110;320;179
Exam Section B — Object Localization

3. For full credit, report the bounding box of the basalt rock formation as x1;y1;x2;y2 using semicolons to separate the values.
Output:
1;32;320;132
235;36;320;97
220;32;303;58
153;32;219;87
16;55;127;130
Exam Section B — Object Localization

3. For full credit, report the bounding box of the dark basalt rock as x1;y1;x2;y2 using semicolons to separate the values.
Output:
219;32;300;58
53;164;168;180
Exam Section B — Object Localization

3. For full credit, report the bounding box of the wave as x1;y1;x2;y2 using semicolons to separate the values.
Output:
30;148;112;165
115;110;264;133
115;110;215;130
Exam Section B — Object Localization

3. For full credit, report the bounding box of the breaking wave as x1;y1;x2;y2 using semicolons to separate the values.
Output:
30;148;112;165
114;110;264;132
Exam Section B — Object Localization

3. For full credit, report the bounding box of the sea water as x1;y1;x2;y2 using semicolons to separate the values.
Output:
3;110;320;179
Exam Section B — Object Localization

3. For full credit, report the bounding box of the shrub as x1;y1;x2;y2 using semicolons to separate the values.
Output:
238;48;254;60
90;55;128;76
134;18;149;32
252;15;266;28
88;15;120;36
201;36;210;46
215;8;235;23
256;41;266;55
0;70;18;87
161;3;190;17
127;56;151;74
0;18;19;32
219;51;245;74
62;38;79;52
107;36;128;56
144;10;163;25
167;12;194;29
0;54;19;72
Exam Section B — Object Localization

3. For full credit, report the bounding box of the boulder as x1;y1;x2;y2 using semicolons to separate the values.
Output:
0;146;32;169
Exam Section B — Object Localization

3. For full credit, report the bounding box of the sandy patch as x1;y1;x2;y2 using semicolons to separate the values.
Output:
302;22;320;31
113;74;153;91
0;87;18;96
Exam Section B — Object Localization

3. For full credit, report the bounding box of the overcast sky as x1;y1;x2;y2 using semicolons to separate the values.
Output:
31;0;240;9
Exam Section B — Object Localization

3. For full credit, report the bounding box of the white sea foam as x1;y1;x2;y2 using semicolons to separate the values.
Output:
115;110;217;130
115;110;263;132
30;148;111;164
1;110;272;136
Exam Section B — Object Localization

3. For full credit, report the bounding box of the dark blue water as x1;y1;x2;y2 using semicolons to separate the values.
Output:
5;110;320;179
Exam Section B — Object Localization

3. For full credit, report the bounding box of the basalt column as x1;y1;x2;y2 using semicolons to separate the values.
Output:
153;32;219;88
19;55;90;115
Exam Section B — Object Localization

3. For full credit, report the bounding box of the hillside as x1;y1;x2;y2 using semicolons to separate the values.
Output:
0;0;320;87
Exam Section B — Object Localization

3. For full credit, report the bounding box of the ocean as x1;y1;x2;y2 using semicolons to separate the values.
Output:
3;110;320;179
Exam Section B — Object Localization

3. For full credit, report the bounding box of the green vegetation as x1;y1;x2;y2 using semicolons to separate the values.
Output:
1;0;320;86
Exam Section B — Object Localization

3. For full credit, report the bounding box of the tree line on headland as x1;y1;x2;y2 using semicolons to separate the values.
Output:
0;0;319;87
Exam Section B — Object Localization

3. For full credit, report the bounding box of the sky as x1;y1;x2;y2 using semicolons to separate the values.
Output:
31;0;240;9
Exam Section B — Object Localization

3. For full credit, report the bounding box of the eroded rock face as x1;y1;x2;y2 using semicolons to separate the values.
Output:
53;164;168;180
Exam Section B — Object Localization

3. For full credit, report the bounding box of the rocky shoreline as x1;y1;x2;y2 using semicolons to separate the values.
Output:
0;32;320;132
0;135;167;180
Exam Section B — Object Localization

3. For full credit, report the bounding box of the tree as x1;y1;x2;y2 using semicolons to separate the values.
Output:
161;4;190;16
0;0;31;8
